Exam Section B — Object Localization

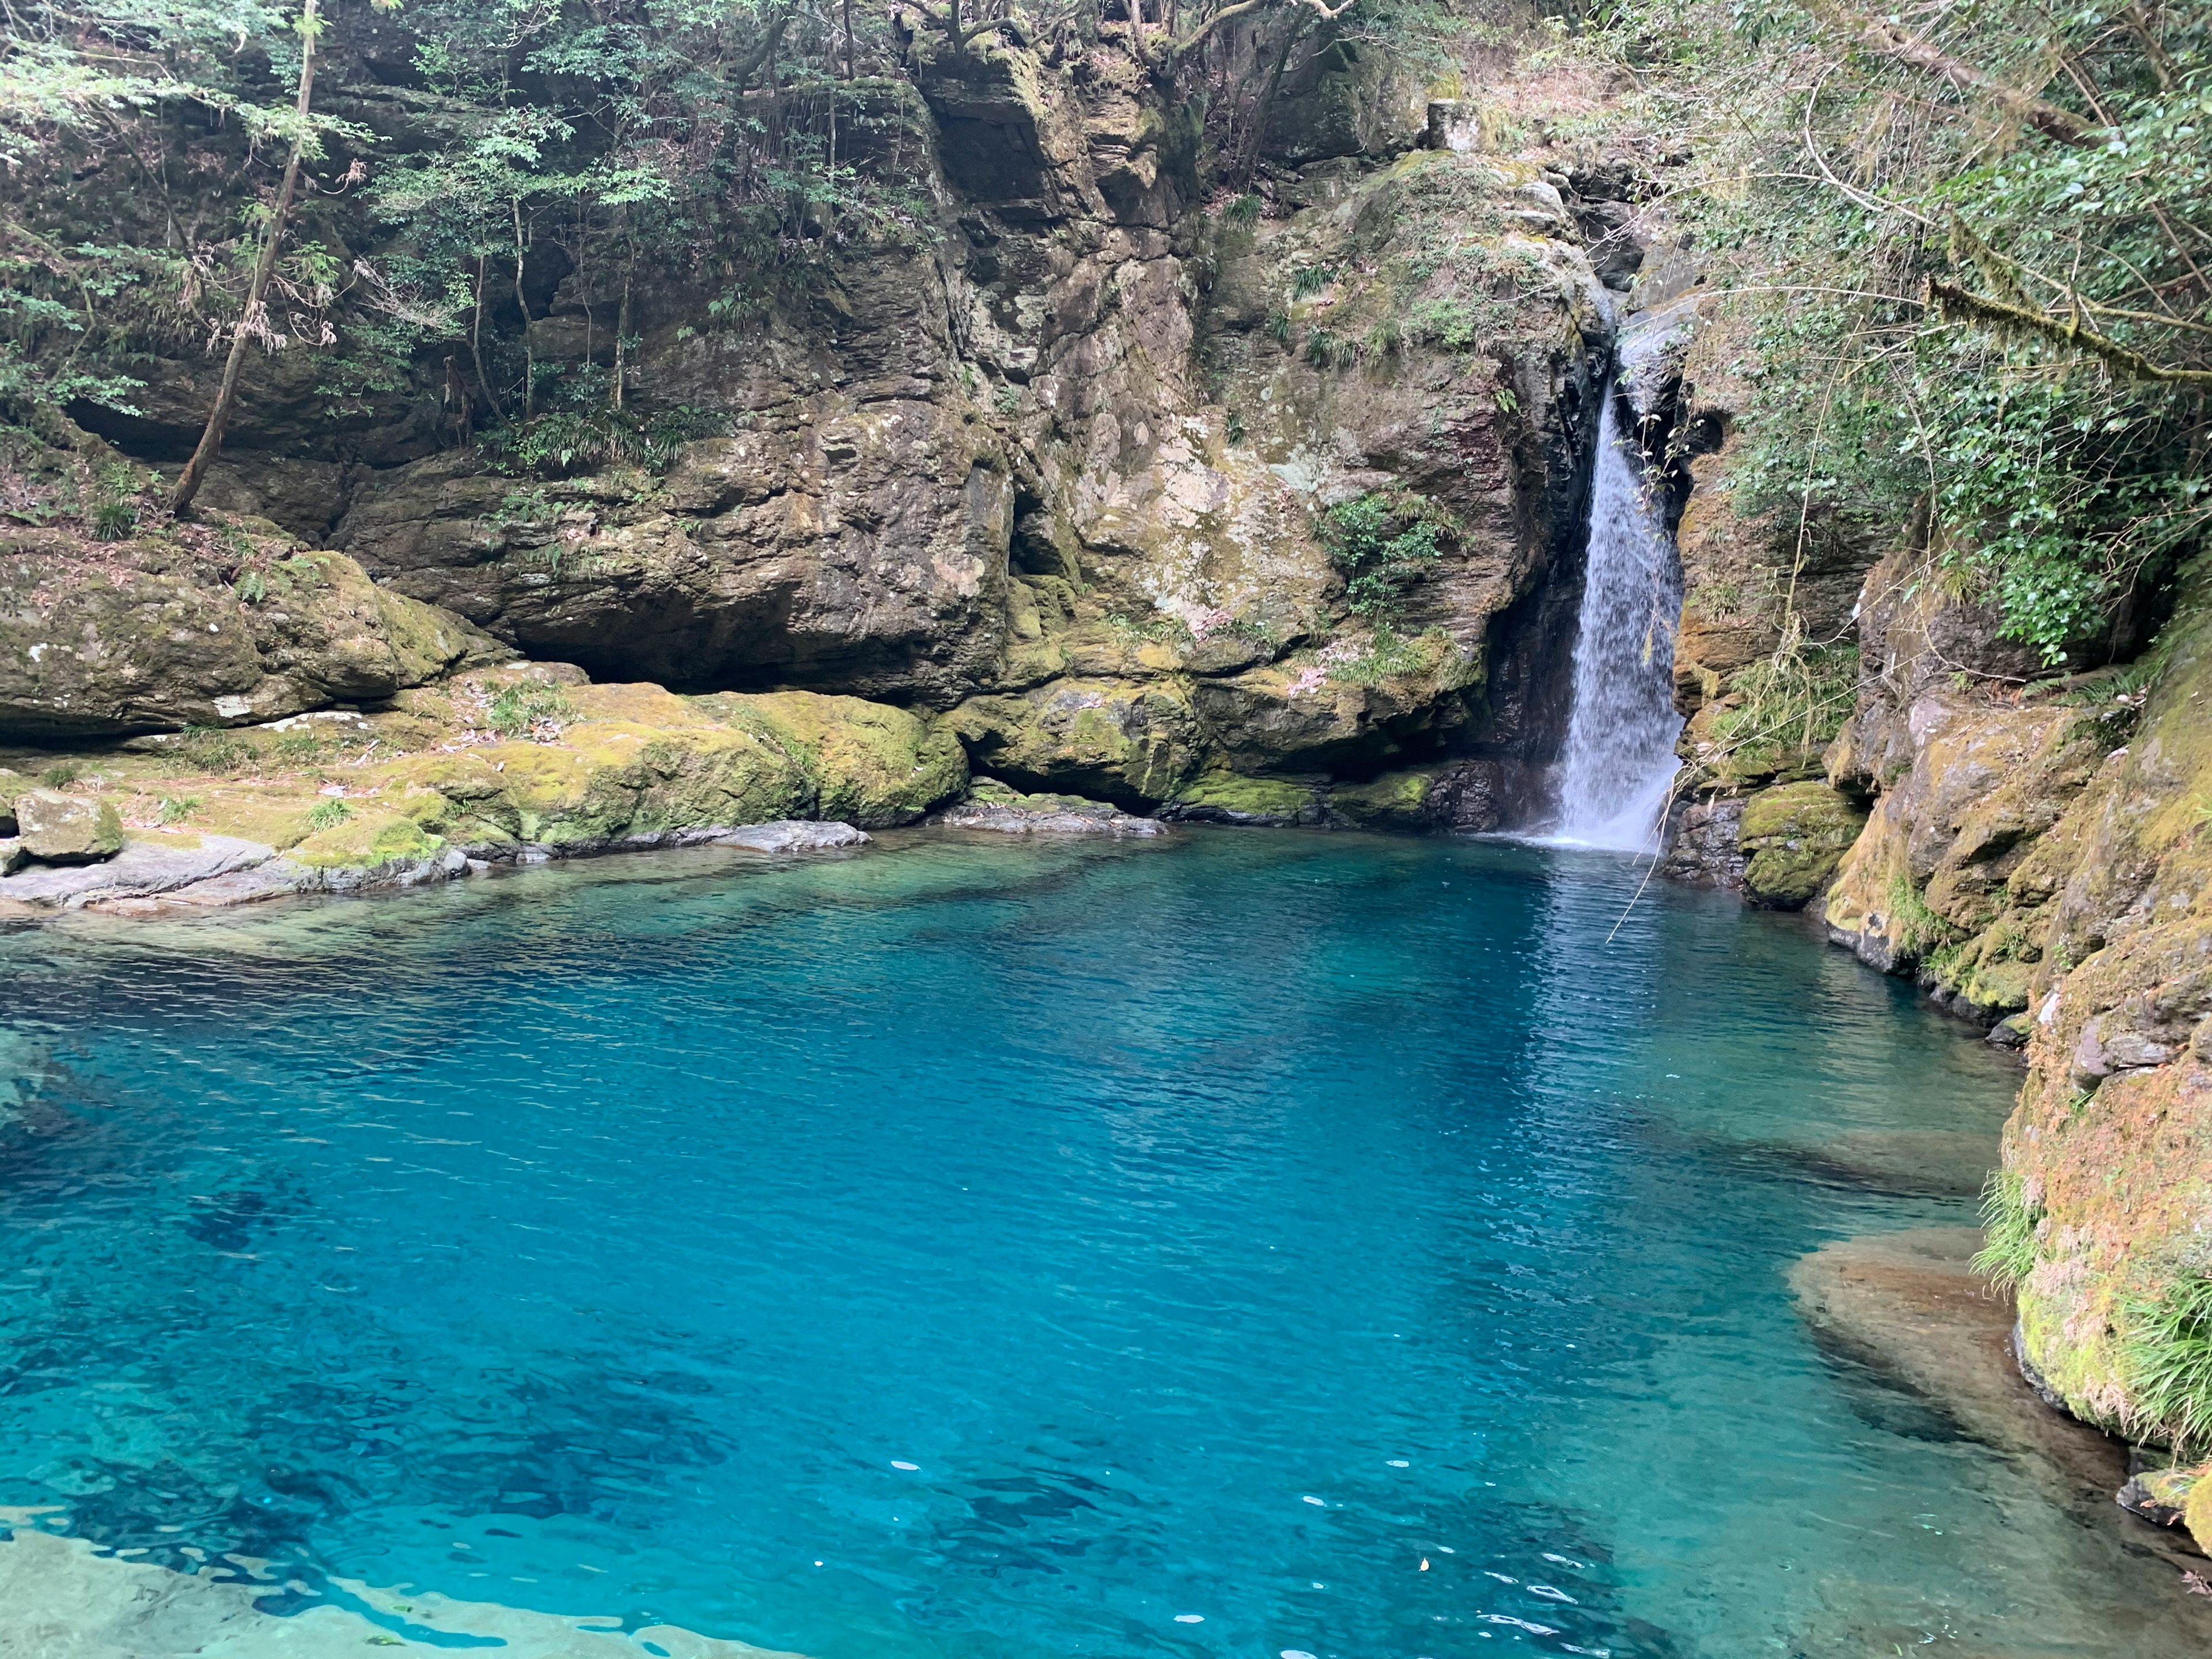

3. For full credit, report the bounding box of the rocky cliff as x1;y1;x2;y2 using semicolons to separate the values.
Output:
4;23;1662;838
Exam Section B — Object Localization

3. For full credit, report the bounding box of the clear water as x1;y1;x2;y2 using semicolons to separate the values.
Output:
0;833;2192;1656
1554;394;1685;852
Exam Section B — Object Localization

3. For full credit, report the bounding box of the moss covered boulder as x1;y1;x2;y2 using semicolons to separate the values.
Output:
1329;768;1442;832
949;677;1200;807
1737;781;1865;910
1164;768;1319;827
724;691;968;829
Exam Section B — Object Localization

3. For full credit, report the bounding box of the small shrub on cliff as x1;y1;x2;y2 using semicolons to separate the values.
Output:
39;760;79;788
305;798;354;834
1319;491;1456;619
2118;1271;2212;1457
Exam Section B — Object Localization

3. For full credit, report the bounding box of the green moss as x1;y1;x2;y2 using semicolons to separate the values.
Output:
1172;770;1315;821
1330;768;1437;830
1737;781;1866;909
290;810;442;869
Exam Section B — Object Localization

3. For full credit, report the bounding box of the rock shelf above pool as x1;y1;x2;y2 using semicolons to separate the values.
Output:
0;665;944;916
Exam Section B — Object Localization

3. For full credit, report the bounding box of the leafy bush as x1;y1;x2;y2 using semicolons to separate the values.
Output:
1319;491;1455;619
1703;640;1861;779
39;760;79;787
156;795;201;825
305;798;354;833
1623;0;2211;666
484;406;728;479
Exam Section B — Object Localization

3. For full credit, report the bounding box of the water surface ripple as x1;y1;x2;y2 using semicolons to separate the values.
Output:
0;832;2183;1656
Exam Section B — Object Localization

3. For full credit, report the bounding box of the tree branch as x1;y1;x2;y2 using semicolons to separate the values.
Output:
1926;278;2212;385
725;7;792;93
1846;14;2103;147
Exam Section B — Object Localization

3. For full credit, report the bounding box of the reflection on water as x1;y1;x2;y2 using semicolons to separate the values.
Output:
0;831;2200;1658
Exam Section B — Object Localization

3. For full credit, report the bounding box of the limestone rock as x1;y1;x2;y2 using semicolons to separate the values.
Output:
713;820;870;853
13;789;122;863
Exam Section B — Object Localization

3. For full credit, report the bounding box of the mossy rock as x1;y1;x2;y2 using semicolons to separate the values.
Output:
1167;769;1317;825
732;691;968;827
1738;781;1867;910
289;810;443;869
1330;768;1437;831
949;678;1200;807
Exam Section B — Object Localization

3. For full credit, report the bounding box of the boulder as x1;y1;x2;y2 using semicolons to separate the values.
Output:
1737;781;1865;910
0;535;512;740
13;790;122;863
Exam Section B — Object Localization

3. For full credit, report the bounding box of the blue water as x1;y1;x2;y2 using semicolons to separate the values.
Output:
0;832;2185;1655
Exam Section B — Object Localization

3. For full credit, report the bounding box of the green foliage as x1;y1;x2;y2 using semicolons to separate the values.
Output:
1624;0;2212;666
1971;1168;2042;1289
171;725;257;776
1885;870;1958;962
156;795;202;826
1322;626;1438;686
1263;308;1290;343
1290;264;1338;300
2119;1270;2212;1456
39;760;79;788
304;797;354;833
485;682;576;738
1302;327;1358;369
89;498;137;541
1225;194;1263;227
485;406;727;478
1319;490;1455;618
1703;640;1860;779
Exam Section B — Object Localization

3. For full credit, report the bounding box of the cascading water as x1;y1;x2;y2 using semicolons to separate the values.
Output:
1551;388;1685;851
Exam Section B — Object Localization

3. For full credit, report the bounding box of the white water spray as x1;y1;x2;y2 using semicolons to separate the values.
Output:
1551;391;1684;851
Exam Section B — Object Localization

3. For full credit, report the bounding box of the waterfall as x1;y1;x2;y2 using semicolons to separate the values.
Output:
1551;389;1684;852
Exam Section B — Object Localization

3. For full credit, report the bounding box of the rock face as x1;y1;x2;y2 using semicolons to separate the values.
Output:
228;35;1618;809
1808;545;2212;1475
7;22;1662;812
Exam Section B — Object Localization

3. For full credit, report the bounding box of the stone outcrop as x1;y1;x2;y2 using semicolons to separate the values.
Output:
1800;541;2212;1496
12;787;122;863
0;666;965;913
0;524;510;740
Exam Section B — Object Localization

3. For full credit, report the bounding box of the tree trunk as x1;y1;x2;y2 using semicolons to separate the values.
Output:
844;0;856;78
170;0;319;516
512;198;533;418
471;254;507;423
